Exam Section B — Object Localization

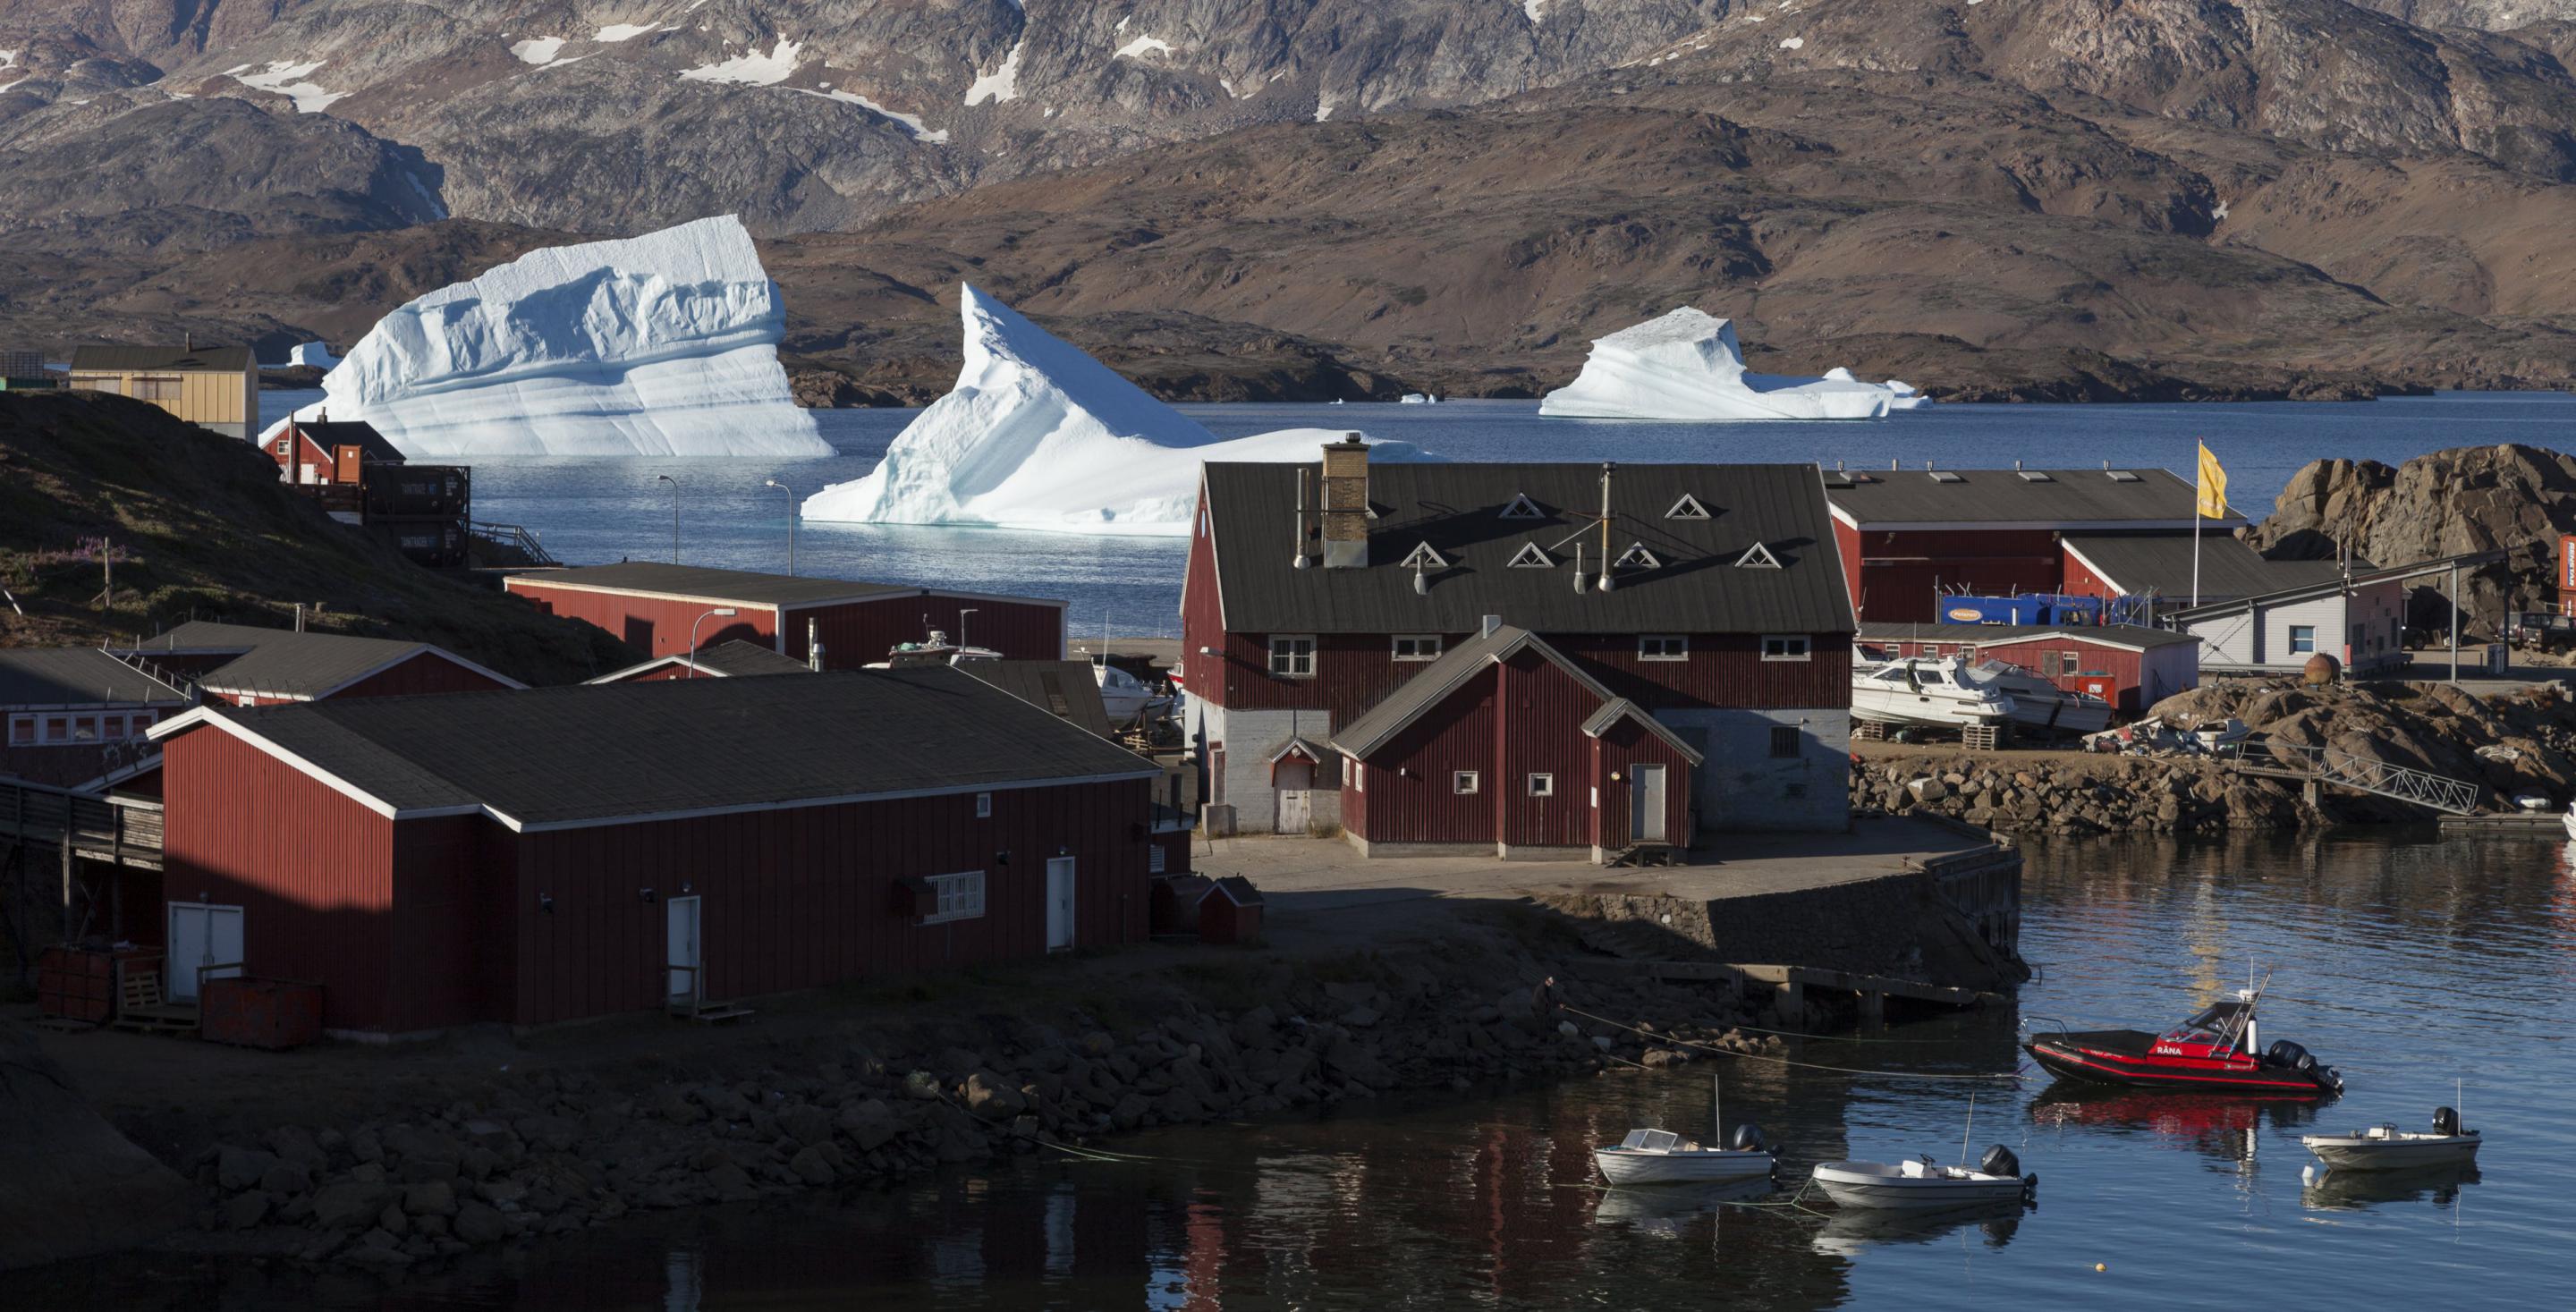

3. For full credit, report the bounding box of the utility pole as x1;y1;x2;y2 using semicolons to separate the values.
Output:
765;478;796;575
656;474;680;563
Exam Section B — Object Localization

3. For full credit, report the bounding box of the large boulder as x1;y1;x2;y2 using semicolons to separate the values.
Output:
0;1023;192;1271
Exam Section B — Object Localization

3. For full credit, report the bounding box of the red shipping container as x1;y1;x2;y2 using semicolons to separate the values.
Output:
37;946;161;1024
199;978;325;1049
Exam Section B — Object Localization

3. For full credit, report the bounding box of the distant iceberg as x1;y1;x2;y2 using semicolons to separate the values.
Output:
286;342;337;370
801;284;1428;535
1539;308;1929;420
262;216;828;459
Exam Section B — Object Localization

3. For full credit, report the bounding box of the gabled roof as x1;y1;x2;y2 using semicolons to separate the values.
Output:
958;660;1115;739
1202;461;1852;635
1825;468;2244;530
68;343;255;373
2168;548;2510;622
284;418;405;465
1203;876;1263;908
588;639;818;684
124;621;523;700
150;668;1160;831
0;648;191;709
2062;534;2355;605
1578;698;1707;765
1334;624;1704;763
1855;622;2202;653
505;562;1065;613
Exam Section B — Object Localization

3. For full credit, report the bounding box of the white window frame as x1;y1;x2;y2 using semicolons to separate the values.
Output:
974;791;993;818
1760;634;1810;662
922;871;987;925
1639;635;1689;662
1453;770;1480;795
1527;773;1555;797
1268;635;1318;679
2288;625;2316;655
6;714;33;746
1392;634;1444;662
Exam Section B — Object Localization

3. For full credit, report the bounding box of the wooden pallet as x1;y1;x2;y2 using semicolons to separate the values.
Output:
1961;722;2007;752
108;968;200;1034
1605;842;1683;868
1853;719;1889;741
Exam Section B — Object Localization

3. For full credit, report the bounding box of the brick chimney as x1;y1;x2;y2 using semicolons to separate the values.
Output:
1319;433;1369;569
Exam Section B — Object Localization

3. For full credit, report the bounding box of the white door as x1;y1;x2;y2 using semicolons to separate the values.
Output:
1275;790;1311;834
666;896;702;1003
1631;766;1669;844
165;902;243;1000
1046;858;1078;951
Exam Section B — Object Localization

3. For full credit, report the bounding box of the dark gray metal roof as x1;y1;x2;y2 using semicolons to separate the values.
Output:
2169;548;2511;622
1825;468;2243;528
127;621;514;698
1203;461;1853;635
1856;622;2202;651
1334;625;1701;764
1579;698;1707;764
0;648;191;708
960;660;1116;740
510;563;924;608
686;639;816;678
197;667;1158;826
286;418;405;464
67;343;255;372
2061;535;2353;605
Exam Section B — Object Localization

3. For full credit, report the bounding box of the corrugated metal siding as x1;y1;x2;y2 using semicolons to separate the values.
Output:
330;653;514;700
1349;666;1497;844
1495;648;1597;850
509;778;1150;1025
788;595;1062;667
1181;495;1227;698
1592;718;1693;851
1852;529;2063;622
1208;631;1844;719
161;728;400;1030
387;814;513;1031
506;580;778;658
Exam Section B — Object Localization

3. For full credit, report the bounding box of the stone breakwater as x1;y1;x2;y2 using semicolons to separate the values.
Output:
164;931;1775;1273
1852;754;2313;834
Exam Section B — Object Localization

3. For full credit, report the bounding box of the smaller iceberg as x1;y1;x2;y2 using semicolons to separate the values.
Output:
802;284;1428;536
1539;308;1929;420
286;342;337;370
263;216;828;459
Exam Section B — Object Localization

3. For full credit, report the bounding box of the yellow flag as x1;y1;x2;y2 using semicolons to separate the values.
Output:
2196;441;2229;519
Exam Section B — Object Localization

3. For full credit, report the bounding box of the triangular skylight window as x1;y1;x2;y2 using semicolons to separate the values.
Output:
1614;543;1662;570
1665;494;1711;521
1399;541;1449;570
1734;541;1783;570
1506;542;1555;569
1499;493;1545;520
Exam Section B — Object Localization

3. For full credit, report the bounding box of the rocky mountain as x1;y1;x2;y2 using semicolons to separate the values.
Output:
8;0;2576;399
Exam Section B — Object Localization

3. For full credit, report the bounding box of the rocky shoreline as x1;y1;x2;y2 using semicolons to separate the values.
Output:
135;916;1782;1275
1851;754;2312;836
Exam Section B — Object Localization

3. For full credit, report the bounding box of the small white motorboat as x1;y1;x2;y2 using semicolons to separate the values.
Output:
2562;808;2576;841
1593;1077;1777;1186
2302;1104;2481;1172
866;631;1002;669
1810;1150;2036;1211
1955;660;2113;736
1851;655;2017;732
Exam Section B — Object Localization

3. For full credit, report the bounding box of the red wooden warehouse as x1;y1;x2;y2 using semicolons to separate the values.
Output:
1856;622;2202;717
148;669;1162;1037
504;563;1066;666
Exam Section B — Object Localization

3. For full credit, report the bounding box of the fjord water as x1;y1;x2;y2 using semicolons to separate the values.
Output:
267;389;2574;639
48;830;2564;1310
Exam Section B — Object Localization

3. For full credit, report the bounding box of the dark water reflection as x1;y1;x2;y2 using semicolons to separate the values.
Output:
16;828;2576;1308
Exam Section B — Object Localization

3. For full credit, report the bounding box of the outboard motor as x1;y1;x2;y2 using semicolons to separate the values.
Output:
1979;1145;2021;1179
2266;1039;2309;1069
2433;1106;2462;1137
1729;1122;1768;1154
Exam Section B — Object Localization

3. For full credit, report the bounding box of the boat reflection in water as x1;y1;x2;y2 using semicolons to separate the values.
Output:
1590;1177;1777;1240
2301;1163;2483;1213
2029;1087;2321;1167
1809;1200;2026;1258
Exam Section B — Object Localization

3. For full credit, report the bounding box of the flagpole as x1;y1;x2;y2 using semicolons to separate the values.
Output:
2191;444;2204;609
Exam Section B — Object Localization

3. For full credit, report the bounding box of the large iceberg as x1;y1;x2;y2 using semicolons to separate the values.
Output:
263;216;828;459
1538;308;1930;420
801;284;1426;535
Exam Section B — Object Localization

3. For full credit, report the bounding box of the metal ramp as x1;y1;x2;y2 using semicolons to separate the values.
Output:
2233;740;2481;816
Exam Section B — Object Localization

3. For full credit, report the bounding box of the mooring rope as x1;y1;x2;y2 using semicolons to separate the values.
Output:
1560;1005;2023;1083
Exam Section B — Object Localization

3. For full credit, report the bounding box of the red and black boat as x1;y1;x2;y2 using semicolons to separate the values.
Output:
2025;982;2343;1098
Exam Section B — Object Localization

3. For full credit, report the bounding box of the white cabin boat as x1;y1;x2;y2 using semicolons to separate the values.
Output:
1955;660;2113;736
2303;1105;2481;1172
2562;808;2576;841
1852;655;2016;731
1810;1153;2036;1211
866;630;1001;669
1594;1129;1776;1186
1095;663;1168;724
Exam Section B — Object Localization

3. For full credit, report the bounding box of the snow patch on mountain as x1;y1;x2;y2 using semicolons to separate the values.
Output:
594;22;667;42
1115;34;1175;59
796;86;950;143
1525;1;1549;23
801;284;1429;535
233;60;346;114
680;38;803;86
966;39;1023;105
268;216;827;459
1538;308;1929;420
510;38;566;64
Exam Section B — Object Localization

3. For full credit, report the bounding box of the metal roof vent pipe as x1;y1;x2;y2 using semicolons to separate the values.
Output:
808;617;824;672
1292;467;1310;569
1571;543;1589;594
1481;614;1503;638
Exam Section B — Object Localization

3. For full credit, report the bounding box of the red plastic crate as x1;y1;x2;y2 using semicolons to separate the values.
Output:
199;978;324;1050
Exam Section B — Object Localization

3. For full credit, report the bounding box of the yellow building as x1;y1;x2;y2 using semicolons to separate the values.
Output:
66;342;259;440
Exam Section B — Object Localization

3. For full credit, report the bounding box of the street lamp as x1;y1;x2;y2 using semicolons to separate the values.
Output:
764;478;796;576
687;607;739;676
958;607;978;652
655;474;680;563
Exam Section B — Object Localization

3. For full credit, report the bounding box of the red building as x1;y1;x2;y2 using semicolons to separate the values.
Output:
266;415;403;487
1823;466;2247;622
1183;440;1855;847
588;639;819;683
0;648;191;791
1856;622;2201;716
148;669;1163;1036
505;563;1066;666
125;620;524;707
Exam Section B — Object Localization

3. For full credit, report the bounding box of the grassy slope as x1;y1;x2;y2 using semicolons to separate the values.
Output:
0;390;633;685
